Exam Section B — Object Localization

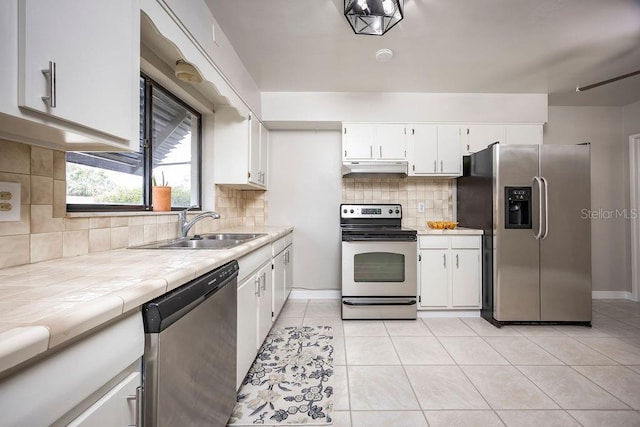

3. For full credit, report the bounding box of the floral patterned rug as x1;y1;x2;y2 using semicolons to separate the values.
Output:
227;326;334;426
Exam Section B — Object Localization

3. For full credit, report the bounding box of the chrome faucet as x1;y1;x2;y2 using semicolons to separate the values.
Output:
178;206;220;238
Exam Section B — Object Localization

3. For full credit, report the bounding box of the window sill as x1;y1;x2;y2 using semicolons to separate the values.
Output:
66;210;200;218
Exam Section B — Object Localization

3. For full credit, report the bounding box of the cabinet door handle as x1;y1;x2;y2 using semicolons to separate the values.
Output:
443;254;446;268
433;160;437;173
370;146;373;158
261;272;266;290
440;160;443;172
456;254;459;268
344;150;347;157
255;276;261;296
379;146;382;158
127;385;143;427
41;61;56;108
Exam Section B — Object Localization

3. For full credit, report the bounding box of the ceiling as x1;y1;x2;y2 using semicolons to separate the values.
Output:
204;0;640;106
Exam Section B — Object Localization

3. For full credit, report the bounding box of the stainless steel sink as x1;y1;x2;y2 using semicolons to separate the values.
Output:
200;233;266;241
128;233;267;249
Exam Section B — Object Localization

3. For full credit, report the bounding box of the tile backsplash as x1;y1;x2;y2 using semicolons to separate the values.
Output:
341;177;454;229
0;139;268;268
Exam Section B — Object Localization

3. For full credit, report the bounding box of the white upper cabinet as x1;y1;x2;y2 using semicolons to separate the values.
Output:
0;0;140;151
504;124;543;145
375;123;407;160
411;125;438;174
463;125;506;154
409;124;462;177
249;116;261;186
343;123;375;160
214;108;268;189
463;124;543;154
437;125;463;175
342;123;406;161
259;122;269;186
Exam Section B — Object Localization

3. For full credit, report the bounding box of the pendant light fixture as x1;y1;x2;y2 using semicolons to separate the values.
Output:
344;0;404;36
175;60;203;84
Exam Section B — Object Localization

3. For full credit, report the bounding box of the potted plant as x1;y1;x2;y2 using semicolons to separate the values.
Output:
152;172;171;212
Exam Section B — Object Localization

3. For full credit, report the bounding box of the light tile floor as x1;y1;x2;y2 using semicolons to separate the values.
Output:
272;298;640;426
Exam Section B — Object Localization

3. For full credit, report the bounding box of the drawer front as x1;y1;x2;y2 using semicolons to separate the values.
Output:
271;237;286;257
419;236;449;249
450;236;481;249
284;232;293;247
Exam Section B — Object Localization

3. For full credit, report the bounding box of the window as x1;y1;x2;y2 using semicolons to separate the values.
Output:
66;74;202;211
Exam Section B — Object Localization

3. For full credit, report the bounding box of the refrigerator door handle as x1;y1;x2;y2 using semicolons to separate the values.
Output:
533;176;544;240
541;176;549;240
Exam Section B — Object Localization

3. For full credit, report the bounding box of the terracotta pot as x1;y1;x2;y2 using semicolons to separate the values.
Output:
152;186;172;212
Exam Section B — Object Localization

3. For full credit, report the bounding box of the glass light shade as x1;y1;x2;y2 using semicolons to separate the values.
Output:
344;0;404;36
175;60;203;84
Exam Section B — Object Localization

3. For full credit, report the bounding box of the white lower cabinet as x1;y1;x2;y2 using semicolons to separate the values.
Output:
284;244;293;299
236;245;273;390
236;236;294;390
419;235;481;310
236;273;259;390
272;232;294;319
257;262;273;348
273;249;286;319
68;371;140;427
0;312;143;427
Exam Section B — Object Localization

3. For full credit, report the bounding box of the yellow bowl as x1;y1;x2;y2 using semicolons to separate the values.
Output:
427;221;458;229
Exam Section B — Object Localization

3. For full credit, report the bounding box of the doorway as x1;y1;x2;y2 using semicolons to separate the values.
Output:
630;134;640;302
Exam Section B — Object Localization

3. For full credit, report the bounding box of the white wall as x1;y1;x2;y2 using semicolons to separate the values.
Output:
545;106;627;293
267;130;343;291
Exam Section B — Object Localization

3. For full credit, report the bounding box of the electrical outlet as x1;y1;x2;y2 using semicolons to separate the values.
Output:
0;181;20;222
418;202;425;213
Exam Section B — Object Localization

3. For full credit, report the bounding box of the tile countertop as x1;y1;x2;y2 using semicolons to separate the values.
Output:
0;226;293;375
418;227;483;235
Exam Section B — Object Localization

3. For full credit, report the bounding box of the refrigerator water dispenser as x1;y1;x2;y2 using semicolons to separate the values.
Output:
505;187;532;229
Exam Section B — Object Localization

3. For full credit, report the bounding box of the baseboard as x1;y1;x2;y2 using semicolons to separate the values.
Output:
418;310;480;318
288;289;341;300
592;291;636;301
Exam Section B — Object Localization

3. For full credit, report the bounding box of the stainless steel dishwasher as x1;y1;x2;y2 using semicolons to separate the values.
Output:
142;260;238;427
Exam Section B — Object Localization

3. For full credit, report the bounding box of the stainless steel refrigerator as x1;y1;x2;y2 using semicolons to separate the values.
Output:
457;143;591;326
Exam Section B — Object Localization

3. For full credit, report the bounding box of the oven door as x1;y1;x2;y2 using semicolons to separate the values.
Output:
341;240;417;297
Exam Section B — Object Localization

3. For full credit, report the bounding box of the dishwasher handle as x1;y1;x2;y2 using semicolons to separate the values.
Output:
142;260;239;333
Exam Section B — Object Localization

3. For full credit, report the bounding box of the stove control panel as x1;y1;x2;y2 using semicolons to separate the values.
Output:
341;204;402;219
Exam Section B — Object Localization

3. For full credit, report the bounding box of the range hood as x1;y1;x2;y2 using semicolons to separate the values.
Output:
342;161;408;177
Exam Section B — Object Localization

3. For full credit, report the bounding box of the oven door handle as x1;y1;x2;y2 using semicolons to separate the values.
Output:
342;299;417;306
